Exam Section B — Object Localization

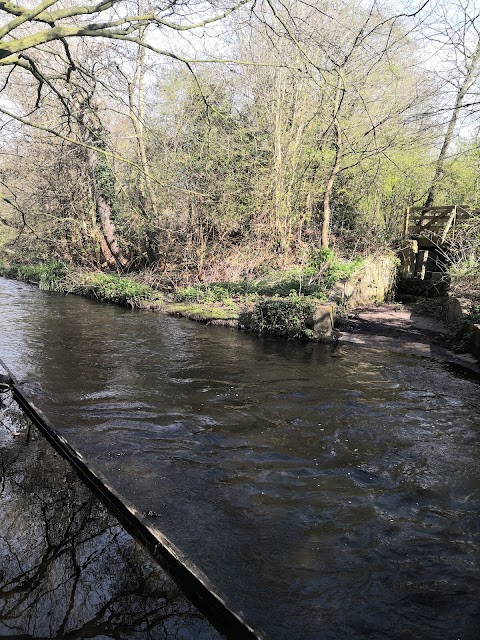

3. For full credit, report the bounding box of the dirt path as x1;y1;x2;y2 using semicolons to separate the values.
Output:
337;302;480;372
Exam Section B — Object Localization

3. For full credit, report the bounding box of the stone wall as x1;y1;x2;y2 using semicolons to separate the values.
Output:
330;254;398;310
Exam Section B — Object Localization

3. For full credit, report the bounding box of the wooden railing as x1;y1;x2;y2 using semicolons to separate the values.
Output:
404;205;473;242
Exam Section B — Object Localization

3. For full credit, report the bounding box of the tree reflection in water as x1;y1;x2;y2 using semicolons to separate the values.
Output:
0;390;222;640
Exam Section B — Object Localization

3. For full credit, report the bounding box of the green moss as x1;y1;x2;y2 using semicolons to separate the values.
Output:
168;302;239;322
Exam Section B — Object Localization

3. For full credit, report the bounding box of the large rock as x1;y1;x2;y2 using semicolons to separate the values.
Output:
470;324;480;359
446;296;470;324
313;304;334;341
446;297;480;361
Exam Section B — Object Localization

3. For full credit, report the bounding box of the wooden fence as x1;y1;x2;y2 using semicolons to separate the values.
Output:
404;205;473;242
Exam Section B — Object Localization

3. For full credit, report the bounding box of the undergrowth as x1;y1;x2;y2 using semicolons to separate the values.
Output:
0;259;68;291
173;250;363;304
446;301;480;353
69;273;161;307
0;262;161;308
468;301;480;323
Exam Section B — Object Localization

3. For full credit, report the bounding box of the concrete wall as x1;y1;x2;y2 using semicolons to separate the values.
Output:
398;239;446;281
293;254;397;342
330;254;397;310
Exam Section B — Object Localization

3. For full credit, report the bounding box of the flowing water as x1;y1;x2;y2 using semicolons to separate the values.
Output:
1;277;480;639
0;391;221;639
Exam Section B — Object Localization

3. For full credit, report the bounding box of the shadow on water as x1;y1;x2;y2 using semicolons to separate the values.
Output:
1;278;480;639
0;389;221;640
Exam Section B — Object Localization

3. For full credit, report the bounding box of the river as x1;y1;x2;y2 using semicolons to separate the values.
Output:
0;391;221;639
1;277;480;639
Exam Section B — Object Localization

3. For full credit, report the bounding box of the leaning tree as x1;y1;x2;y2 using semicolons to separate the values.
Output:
0;0;252;266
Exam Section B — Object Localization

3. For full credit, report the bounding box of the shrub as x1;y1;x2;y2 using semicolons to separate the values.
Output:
249;298;316;339
446;214;480;296
468;302;480;323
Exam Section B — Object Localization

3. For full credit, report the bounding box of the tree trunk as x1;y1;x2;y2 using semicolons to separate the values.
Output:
76;93;128;268
321;121;342;248
424;39;480;208
128;26;159;221
85;145;128;268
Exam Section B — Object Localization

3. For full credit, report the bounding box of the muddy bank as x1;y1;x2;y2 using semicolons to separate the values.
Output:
337;302;480;373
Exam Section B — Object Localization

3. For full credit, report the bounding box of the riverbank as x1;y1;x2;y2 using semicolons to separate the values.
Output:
0;254;397;341
2;258;480;366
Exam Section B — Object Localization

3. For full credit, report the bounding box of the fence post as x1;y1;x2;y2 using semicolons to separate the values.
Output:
404;206;411;238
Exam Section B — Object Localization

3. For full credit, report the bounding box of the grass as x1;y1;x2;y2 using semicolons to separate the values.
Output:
69;272;162;307
0;261;163;308
0;259;68;291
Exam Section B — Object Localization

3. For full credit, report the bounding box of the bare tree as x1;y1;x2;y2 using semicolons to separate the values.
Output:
423;0;480;207
259;0;434;247
0;0;254;266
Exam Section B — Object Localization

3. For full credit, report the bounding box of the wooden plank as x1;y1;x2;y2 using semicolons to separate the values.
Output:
411;205;454;210
442;206;456;242
411;215;448;220
406;204;474;241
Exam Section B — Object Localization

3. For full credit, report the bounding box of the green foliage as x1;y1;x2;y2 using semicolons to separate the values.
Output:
468;302;480;324
38;260;69;291
447;214;480;295
173;253;363;304
71;273;159;307
349;147;431;242
15;264;45;282
1;260;69;291
307;247;335;269
434;144;480;208
94;158;117;206
0;260;166;308
326;257;364;285
248;298;316;339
